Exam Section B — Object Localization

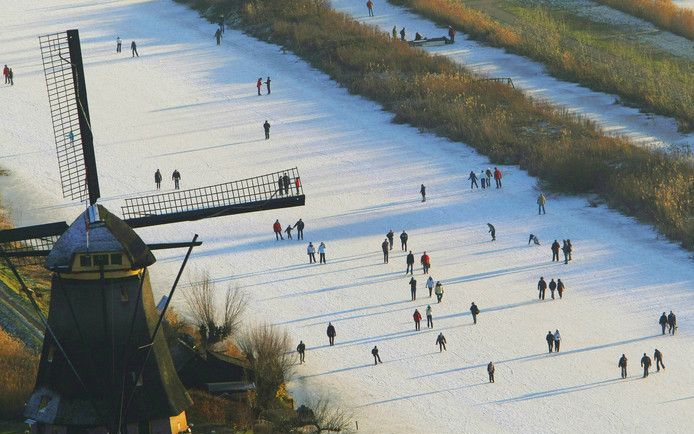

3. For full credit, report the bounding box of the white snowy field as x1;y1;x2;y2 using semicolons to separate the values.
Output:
330;0;694;152
0;1;693;433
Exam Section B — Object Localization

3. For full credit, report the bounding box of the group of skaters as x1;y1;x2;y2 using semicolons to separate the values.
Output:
550;239;572;264
153;169;182;190
545;330;562;353
389;23;457;44
536;277;566;300
277;172;301;196
619;349;666;379
468;167;503;189
658;311;677;335
257;77;272;95
2;64;14;85
272;218;305;240
115;37;139;57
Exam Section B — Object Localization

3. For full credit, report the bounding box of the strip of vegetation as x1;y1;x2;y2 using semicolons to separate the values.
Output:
389;0;694;131
0;326;38;420
594;0;694;40
179;0;693;249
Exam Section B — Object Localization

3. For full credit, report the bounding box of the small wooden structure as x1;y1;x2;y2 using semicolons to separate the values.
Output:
408;36;453;47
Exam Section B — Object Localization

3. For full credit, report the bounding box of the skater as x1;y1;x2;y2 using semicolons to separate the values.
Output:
130;40;139;57
554;330;561;352
436;332;447;352
297;341;306;364
659;312;668;335
420;251;430;274
372;346;382;364
400;27;406;41
551;240;561;262
566;239;573;261
382;238;389;263
263;120;271;139
265;76;271;95
154;169;162;189
487;223;496;241
400;230;408;251
641;353;651;378
494;167;502;188
327;322;336;346
409;277;417;301
549;278;557;299
434;281;444;303
618;354;628;379
386;229;394;250
487;361;495;383
8;68;13;85
366;0;374;16
448;26;456;43
413;309;422;331
116;37;122;53
307;242;316;263
546;331;554;353
468;171;479;189
557;278;565;299
480;171;487;189
406;251;415;275
282;172;290;195
294;176;302;194
426;305;433;328
537;277;547;300
318;242;326;264
171;169;181;189
392;26;397;39
420;184;426;202
537;193;546;215
654;349;665;372
415;32;423;41
426;276;434;297
285;225;294;240
2;65;8;84
215;28;222;45
485;168;492;188
667;311;677;335
278;176;284;196
294;218;305;240
273;219;284;240
256;77;263;96
528;234;540;246
562;240;570;264
470;302;480;324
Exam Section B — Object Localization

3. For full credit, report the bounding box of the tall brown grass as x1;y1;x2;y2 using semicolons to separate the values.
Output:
175;0;693;249
595;0;694;40
0;326;38;419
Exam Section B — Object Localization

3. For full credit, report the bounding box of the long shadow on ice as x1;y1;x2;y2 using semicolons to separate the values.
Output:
361;382;487;407
489;377;640;404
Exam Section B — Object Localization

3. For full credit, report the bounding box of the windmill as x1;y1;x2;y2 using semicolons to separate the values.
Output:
0;30;305;434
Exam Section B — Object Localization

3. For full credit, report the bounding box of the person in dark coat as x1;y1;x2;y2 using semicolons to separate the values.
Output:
131;40;139;57
551;240;560;262
436;332;447;352
372;346;382;364
641;353;652;377
448;26;456;43
263;120;271;139
413;309;422;331
409;277;417;301
215;28;222;45
487;223;496;241
528;234;540;246
171;169;181;189
557;279;565;299
386;230;394;250
537;277;547;300
566;239;573;261
654;349;665;372
154;169;162;189
277;176;284;196
659;312;668;335
618;354;628;379
116;37;122;53
400;27;406;41
667;311;676;335
400;230;409;250
468;171;478;189
549;279;557;299
282;173;290;195
382;239;389;263
487;362;495;383
327;323;336;346
420;184;426;202
562;240;570;264
414;32;423;41
265;77;271;95
294;218;305;240
470;302;480;324
545;331;554;353
406;251;415;275
297;341;306;363
285;225;293;240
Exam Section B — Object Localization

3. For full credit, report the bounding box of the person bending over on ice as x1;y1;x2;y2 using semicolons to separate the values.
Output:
372;346;382;364
487;223;496;241
528;234;540;246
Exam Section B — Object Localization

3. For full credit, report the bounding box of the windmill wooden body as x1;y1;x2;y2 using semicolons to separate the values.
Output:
0;30;305;434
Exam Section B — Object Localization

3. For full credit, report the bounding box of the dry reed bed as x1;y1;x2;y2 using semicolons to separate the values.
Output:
594;0;694;40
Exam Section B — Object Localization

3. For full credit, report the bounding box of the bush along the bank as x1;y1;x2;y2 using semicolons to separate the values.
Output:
176;0;693;249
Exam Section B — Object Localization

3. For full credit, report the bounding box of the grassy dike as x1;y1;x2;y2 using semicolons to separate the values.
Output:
389;0;694;132
175;0;692;249
594;0;694;40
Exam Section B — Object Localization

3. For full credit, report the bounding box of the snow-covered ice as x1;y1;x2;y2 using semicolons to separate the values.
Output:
0;1;692;433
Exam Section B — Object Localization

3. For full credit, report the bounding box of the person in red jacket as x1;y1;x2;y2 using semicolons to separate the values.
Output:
256;77;263;96
420;252;431;274
494;167;503;188
2;65;9;84
413;309;422;331
273;219;284;240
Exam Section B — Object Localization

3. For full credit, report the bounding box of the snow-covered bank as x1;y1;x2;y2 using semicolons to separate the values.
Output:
1;1;692;433
330;0;693;151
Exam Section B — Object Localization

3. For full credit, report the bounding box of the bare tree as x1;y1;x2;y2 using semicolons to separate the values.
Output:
183;270;247;352
303;395;354;433
236;324;295;410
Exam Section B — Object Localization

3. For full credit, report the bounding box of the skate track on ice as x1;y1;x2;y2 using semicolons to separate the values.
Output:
0;1;692;433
